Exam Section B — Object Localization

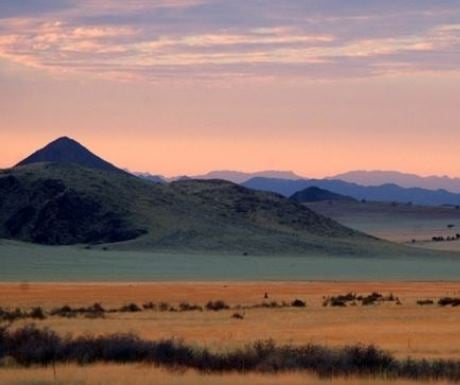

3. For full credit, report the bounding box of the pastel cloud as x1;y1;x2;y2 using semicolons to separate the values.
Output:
0;1;459;81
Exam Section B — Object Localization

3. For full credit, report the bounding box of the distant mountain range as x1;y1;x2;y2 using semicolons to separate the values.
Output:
190;170;303;184
332;170;460;193
242;177;460;206
128;168;460;206
131;170;301;184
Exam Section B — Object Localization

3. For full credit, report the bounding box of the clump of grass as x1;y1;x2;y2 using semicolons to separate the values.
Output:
231;312;244;320
205;300;230;311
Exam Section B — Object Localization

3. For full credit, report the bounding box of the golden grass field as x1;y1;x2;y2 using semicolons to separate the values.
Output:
1;281;460;384
3;364;458;385
2;364;459;385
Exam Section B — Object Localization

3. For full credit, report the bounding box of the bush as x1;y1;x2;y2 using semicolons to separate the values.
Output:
142;302;156;310
4;325;61;366
205;300;230;311
179;302;203;312
438;297;460;307
231;312;244;320
159;302;170;311
49;303;106;318
291;299;306;308
2;325;460;381
29;307;46;320
361;292;383;306
330;298;347;307
119;303;142;313
417;299;434;306
0;308;25;322
248;301;289;309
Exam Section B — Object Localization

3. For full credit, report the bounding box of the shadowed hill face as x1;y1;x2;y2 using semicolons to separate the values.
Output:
0;162;400;256
0;163;148;244
15;137;125;174
290;187;356;203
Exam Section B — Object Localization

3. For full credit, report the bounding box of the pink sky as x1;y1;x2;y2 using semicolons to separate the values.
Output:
1;1;459;177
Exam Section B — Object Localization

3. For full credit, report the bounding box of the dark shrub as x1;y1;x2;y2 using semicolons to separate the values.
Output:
291;299;306;308
50;305;76;318
50;303;105;318
438;297;460;307
205;300;230;311
248;301;289;309
119;303;142;313
361;292;383;306
3;325;460;381
179;302;203;312
330;298;347;307
417;299;434;306
231;312;244;320
4;325;61;366
385;293;396;301
29;307;46;320
0;308;25;322
88;303;105;313
142;302;156;310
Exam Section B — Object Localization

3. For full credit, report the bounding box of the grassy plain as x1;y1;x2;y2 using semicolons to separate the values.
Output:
305;201;460;250
2;282;460;384
3;364;454;385
1;282;460;360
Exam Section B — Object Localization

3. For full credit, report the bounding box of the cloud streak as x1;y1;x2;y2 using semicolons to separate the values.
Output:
0;1;459;82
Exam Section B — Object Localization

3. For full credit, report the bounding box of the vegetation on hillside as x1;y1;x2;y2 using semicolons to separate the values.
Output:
0;162;402;256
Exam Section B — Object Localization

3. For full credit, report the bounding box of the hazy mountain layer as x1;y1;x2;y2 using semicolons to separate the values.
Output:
243;177;460;206
334;170;460;193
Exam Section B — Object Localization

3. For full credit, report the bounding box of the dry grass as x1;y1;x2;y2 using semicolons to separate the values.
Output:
0;364;455;385
1;282;460;359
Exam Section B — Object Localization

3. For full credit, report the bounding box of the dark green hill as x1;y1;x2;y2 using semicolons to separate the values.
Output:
291;187;356;203
15;137;125;174
0;162;411;256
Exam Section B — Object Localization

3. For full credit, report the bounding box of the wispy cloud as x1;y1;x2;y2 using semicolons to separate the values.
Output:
0;1;459;81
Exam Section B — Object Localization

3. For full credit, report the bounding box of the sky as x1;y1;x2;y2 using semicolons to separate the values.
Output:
1;0;460;178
